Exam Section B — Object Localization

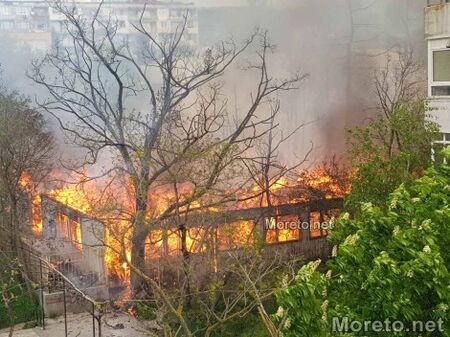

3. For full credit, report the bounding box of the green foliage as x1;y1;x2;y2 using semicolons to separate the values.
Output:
346;100;439;211
0;266;38;329
0;291;38;329
274;260;329;337
276;149;450;336
202;311;270;337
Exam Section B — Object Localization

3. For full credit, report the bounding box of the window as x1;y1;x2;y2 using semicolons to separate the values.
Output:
431;50;450;96
432;86;450;96
145;229;182;258
56;213;70;240
218;221;254;250
187;227;210;253
17;21;28;30
434;50;450;82
0;7;11;16
56;212;83;249
0;20;13;30
432;133;450;164
309;212;329;239
265;215;301;244
16;7;29;16
70;219;82;250
32;7;48;16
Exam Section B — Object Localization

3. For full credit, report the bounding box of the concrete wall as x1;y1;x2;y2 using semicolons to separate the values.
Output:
429;97;450;133
40;291;64;318
80;217;107;284
426;3;450;38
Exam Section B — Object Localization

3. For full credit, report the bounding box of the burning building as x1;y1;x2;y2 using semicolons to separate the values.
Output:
24;195;109;302
20;162;350;305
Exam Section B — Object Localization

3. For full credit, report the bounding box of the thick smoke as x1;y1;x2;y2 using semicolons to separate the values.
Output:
0;0;427;167
196;0;427;164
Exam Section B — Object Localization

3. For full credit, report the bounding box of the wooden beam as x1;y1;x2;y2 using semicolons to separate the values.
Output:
181;198;343;228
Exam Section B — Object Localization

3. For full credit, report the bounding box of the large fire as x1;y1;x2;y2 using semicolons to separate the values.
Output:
22;162;351;284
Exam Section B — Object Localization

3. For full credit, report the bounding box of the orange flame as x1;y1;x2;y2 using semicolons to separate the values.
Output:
23;162;351;287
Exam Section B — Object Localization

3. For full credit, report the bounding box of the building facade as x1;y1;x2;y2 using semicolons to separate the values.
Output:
25;195;109;300
0;0;198;53
426;0;450;157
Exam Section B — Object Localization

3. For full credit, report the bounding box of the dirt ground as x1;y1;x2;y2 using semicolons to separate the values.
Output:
0;312;151;337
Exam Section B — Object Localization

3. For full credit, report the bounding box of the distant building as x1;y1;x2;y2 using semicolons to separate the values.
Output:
0;0;198;53
425;0;450;158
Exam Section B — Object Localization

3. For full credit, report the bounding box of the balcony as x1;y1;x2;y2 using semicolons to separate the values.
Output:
426;0;450;38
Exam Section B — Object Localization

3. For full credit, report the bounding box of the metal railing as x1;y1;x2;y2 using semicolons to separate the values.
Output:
19;242;107;337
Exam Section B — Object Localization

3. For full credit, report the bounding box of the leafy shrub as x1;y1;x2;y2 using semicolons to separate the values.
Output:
276;148;450;337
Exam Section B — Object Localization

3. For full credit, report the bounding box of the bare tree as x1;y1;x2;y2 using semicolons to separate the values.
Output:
130;248;301;337
242;101;313;241
373;48;426;157
30;0;305;304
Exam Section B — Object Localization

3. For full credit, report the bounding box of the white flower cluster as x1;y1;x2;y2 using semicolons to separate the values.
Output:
389;197;398;209
393;226;400;237
284;318;291;329
331;245;338;257
343;233;359;246
321;300;329;321
276;306;285;318
423;245;431;253
437;303;449;313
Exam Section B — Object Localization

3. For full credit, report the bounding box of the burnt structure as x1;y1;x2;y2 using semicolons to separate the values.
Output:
144;198;343;286
24;195;108;305
23;194;342;302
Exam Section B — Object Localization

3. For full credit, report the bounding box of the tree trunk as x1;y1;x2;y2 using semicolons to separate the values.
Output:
131;225;148;297
130;184;150;298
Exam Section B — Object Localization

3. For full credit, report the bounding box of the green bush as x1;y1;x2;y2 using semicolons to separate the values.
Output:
0;282;39;329
275;148;450;337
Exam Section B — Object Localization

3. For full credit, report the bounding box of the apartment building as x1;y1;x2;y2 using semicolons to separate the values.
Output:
426;0;450;157
0;0;198;53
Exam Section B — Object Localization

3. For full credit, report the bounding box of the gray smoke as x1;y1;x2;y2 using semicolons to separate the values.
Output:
0;0;427;166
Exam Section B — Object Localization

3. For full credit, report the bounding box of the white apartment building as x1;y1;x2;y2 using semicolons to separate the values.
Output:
0;0;198;53
426;0;450;155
